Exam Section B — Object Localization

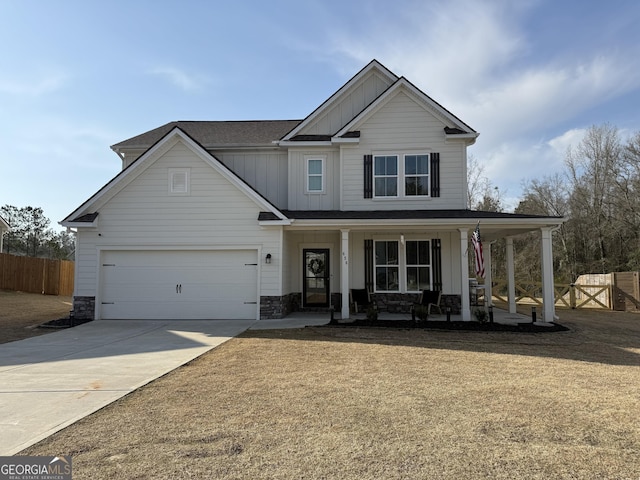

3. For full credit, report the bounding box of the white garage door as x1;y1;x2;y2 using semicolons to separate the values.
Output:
100;250;258;320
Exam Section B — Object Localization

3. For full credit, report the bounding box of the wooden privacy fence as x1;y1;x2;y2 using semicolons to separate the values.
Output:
0;253;74;296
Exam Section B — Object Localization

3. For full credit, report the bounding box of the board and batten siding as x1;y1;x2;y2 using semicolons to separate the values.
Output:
216;150;288;209
287;149;340;210
284;231;340;295
73;140;282;298
341;90;467;210
298;71;394;136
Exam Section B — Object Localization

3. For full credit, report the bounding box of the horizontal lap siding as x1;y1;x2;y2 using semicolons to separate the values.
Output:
347;231;461;295
76;141;282;298
342;91;466;210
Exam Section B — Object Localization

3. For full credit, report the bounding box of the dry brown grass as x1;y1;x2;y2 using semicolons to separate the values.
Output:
0;290;72;343
22;309;640;479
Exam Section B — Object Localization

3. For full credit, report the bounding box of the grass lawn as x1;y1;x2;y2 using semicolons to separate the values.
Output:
0;290;72;343
22;310;640;479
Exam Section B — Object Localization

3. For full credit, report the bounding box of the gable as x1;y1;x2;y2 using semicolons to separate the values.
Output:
335;78;478;143
62;128;287;226
282;60;397;140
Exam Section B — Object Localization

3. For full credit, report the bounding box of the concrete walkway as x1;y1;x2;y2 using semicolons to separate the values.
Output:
0;319;254;455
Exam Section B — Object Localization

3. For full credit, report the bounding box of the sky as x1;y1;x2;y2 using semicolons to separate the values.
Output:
2;0;640;231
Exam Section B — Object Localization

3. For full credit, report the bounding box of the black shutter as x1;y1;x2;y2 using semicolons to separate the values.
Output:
364;154;373;198
430;153;440;197
364;239;374;292
432;239;442;291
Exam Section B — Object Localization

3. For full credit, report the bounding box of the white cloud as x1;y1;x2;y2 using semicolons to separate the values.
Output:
0;72;69;96
317;0;640;208
548;128;587;157
148;66;208;92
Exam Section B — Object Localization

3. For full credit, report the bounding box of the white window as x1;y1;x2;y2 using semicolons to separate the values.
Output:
168;168;190;195
404;154;429;196
373;153;431;198
374;155;398;197
306;157;325;194
405;240;431;291
375;240;399;291
374;238;432;293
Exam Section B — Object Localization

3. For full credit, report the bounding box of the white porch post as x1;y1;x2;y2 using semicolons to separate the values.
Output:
340;229;350;320
506;237;516;314
540;227;556;322
459;228;471;321
485;242;493;307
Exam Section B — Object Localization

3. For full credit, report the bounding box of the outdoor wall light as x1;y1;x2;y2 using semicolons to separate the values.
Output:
265;253;272;264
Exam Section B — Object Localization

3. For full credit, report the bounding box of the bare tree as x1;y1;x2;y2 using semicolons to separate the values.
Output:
467;155;503;211
565;124;622;273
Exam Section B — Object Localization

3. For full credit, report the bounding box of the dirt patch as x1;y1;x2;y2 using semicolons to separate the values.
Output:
0;290;72;344
21;309;640;479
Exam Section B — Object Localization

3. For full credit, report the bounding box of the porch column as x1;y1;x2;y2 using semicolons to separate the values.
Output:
506;237;516;314
459;228;471;321
485;242;493;307
340;229;350;320
540;227;556;322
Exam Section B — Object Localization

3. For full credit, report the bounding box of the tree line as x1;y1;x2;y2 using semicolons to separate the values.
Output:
470;123;640;283
0;205;74;260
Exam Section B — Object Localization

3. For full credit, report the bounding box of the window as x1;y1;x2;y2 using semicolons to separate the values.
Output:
168;168;190;195
307;158;324;193
374;155;398;197
369;153;435;199
405;154;429;196
375;241;399;291
405;240;431;291
372;239;432;293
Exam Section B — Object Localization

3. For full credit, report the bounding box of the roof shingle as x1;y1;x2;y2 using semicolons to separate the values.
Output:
112;120;302;150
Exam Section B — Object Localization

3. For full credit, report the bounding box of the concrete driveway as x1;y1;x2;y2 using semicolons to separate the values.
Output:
0;319;255;455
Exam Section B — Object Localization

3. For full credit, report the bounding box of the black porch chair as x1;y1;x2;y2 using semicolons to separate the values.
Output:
350;288;373;313
416;289;442;315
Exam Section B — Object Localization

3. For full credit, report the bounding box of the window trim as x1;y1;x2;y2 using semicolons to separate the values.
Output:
373;237;433;293
168;168;190;196
403;154;430;198
374;239;400;292
371;152;432;199
373;154;399;198
405;239;432;293
305;156;326;194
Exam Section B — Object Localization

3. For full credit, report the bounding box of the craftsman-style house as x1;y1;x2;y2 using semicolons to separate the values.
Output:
62;60;563;322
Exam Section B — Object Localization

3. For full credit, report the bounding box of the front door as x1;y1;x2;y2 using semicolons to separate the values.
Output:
303;249;330;307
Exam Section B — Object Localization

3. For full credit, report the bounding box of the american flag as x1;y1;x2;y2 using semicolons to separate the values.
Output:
471;223;485;278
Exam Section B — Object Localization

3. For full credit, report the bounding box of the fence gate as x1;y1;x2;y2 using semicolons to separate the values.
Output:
612;271;640;311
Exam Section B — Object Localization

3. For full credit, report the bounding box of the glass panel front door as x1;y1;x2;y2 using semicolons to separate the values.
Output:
303;249;330;307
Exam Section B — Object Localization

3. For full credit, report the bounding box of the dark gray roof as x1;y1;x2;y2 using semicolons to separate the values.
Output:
259;210;562;221
112;120;302;150
289;131;360;142
70;212;99;223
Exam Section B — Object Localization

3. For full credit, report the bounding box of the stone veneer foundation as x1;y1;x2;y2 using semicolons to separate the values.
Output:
72;296;95;320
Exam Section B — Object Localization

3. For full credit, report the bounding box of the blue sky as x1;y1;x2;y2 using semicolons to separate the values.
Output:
2;0;640;230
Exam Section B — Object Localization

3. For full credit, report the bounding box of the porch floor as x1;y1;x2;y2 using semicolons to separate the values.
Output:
251;307;554;330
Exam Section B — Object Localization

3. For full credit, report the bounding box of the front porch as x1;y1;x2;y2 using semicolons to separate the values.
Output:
252;305;558;330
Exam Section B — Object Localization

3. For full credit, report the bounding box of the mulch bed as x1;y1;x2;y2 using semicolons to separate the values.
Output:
38;318;93;329
327;319;569;332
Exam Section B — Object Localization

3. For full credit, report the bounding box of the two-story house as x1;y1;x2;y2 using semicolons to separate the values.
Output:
61;60;563;322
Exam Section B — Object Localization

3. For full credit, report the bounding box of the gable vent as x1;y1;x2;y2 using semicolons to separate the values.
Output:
168;168;190;195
